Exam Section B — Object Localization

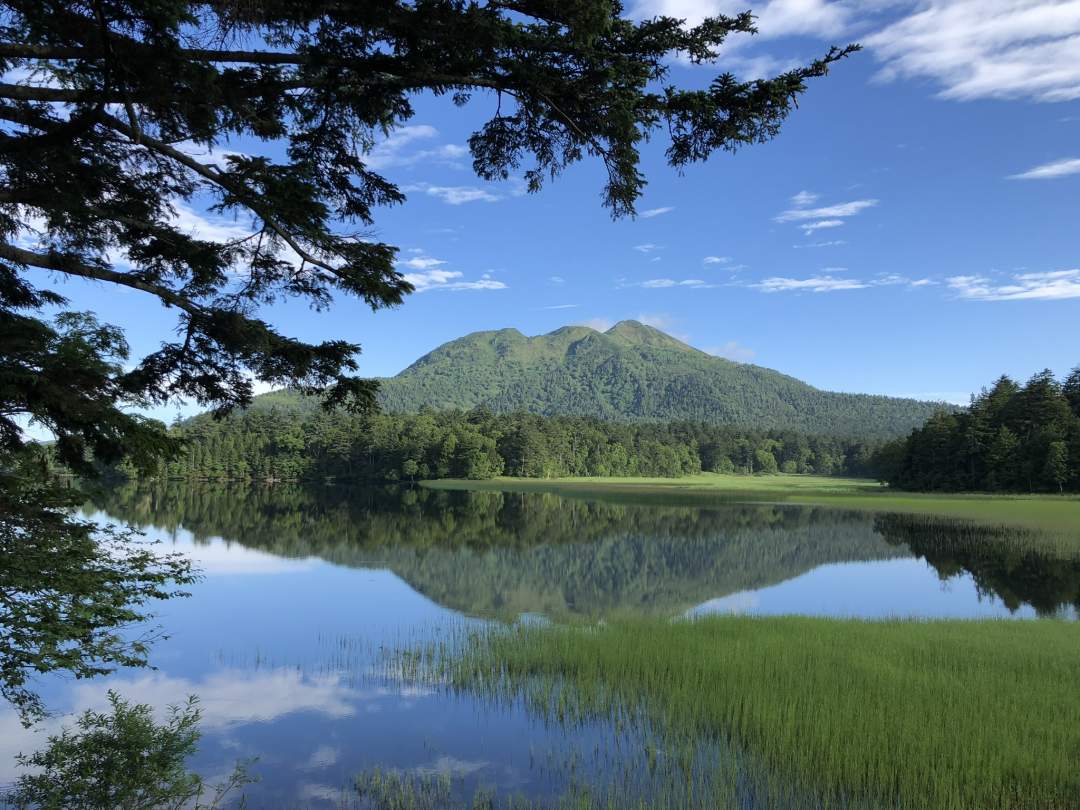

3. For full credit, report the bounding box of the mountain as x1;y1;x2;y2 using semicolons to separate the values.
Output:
366;321;942;438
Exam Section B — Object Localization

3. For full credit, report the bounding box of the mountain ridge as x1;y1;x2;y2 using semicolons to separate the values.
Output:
369;320;945;439
248;321;945;439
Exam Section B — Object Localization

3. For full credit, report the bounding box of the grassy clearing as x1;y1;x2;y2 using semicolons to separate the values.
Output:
416;616;1080;810
425;473;1080;534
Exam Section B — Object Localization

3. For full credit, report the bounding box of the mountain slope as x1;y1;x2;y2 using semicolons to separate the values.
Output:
373;321;943;438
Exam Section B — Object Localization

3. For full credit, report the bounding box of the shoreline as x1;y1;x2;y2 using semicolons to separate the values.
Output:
423;473;1080;533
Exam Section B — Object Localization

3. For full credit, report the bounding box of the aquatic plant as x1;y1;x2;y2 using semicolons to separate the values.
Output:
413;616;1080;809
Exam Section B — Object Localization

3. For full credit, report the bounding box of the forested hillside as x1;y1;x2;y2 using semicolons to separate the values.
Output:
371;322;941;439
154;409;881;482
875;368;1080;493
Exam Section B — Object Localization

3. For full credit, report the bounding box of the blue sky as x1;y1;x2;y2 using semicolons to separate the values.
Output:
50;0;1080;416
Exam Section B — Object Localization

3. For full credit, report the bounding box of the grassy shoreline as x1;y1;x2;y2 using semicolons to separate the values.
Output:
422;615;1080;809
424;473;1080;533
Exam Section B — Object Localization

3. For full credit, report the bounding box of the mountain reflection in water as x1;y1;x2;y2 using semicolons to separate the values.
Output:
93;482;1080;619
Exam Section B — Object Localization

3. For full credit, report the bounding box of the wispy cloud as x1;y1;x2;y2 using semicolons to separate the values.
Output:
776;199;879;223
635;312;692;342
639;206;674;218
365;125;467;170
634;243;662;253
635;312;676;330
948;269;1080;301
793;240;847;249
399;255;507;292
549;275;565;285
876;273;937;287
800;219;845;234
578;317;614;331
171;202;253;244
752;275;868;293
707;340;756;362
633;278;717;289
540;303;579;310
751;272;935;294
790;190;819;207
1009;157;1080;180
866;0;1080;103
703;255;731;264
405;183;500;204
399;256;446;270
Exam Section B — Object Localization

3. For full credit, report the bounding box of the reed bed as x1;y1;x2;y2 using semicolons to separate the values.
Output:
419;616;1080;809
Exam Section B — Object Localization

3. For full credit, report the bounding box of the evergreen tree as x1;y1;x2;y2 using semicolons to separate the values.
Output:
876;367;1080;493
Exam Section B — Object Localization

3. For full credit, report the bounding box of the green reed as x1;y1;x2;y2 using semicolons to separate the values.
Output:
414;616;1080;809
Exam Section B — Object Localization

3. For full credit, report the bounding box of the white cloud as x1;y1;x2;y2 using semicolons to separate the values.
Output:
790;190;819;207
634;243;662;253
578;317;615;331
636;278;715;288
800;219;845;234
403;268;507;292
365;125;468;170
635;312;693;342
703;255;731;264
402;269;460;290
948;269;1080;300
399;256;447;270
873;273;938;287
866;0;1080;103
397;253;507;292
776;199;879;222
405;183;500;204
635;312;676;330
171;203;254;245
1008;156;1080;179
443;279;508;292
708;340;757;362
639;206;675;218
752;275;868;293
750;271;935;293
541;303;579;309
549;275;565;285
793;239;848;248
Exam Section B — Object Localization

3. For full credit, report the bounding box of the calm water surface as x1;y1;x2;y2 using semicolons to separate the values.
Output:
2;483;1076;806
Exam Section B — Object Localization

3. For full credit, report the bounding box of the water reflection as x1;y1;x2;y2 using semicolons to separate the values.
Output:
94;481;1080;619
2;483;1075;807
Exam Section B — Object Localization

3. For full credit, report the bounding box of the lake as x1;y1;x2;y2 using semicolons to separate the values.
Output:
2;482;1076;807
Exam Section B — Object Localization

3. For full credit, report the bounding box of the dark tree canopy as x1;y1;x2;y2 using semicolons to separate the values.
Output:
0;0;855;459
0;2;853;720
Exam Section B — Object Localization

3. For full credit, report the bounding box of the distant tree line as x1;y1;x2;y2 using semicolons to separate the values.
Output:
873;368;1080;493
142;409;882;483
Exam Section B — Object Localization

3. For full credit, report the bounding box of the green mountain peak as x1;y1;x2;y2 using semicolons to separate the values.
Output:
605;320;700;353
371;323;945;438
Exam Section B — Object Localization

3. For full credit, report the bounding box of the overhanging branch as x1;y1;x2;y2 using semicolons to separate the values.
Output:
0;242;203;316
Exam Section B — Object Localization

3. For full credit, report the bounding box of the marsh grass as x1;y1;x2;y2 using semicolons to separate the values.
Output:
406;616;1080;809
